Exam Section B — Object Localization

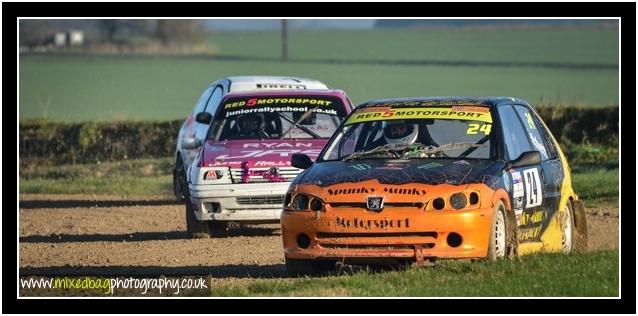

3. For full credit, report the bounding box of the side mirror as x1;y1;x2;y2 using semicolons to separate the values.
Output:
291;153;314;170
195;112;212;124
181;137;202;150
509;151;541;169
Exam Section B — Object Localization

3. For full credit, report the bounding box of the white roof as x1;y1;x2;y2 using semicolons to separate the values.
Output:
227;76;329;92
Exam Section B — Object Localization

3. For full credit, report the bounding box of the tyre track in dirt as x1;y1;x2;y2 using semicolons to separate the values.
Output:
18;195;619;282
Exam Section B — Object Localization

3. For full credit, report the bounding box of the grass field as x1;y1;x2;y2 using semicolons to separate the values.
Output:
19;27;619;121
209;250;618;296
572;168;620;208
210;28;619;66
18;55;619;121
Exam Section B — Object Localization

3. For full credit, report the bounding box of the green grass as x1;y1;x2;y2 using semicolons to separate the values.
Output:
210;250;618;296
19;55;618;122
572;168;619;208
211;28;619;66
19;175;173;196
19;158;174;196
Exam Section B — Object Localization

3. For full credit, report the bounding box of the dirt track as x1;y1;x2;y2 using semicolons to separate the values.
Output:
18;194;619;293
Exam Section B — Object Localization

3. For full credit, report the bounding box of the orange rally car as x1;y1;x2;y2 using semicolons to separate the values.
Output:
280;97;588;275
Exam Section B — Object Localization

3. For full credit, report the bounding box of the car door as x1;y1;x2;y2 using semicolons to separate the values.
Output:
512;104;564;239
496;104;546;243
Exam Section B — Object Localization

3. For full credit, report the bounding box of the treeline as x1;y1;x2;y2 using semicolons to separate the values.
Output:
19;107;618;166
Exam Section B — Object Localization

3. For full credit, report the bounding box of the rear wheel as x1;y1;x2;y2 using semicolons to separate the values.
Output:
285;258;335;276
560;202;575;253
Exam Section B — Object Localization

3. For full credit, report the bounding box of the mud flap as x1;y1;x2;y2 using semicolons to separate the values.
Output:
505;210;519;259
570;199;588;252
414;244;425;266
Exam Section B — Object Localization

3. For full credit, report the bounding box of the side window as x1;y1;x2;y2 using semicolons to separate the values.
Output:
497;105;533;161
531;111;559;159
203;86;223;114
193;87;213;115
513;105;549;160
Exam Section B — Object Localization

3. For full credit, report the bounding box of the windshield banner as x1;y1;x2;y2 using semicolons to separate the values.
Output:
345;106;492;125
225;106;338;118
220;95;347;118
224;97;335;109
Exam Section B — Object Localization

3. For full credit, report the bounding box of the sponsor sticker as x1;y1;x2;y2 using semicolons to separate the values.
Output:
502;173;511;191
345;107;493;125
224;97;334;109
510;170;524;198
335;216;410;230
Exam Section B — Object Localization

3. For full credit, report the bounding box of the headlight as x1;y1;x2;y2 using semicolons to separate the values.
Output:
289;193;325;212
292;193;309;211
309;197;324;211
432;197;446;210
429;191;479;211
469;192;480;205
450;192;467;210
284;192;293;207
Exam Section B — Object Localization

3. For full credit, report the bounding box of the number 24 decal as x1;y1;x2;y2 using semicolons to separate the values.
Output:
523;168;543;208
466;123;492;135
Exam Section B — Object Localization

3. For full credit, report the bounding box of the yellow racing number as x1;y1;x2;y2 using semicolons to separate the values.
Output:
466;123;492;135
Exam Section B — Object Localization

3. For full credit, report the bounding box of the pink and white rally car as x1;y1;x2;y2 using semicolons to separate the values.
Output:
173;76;331;203
185;89;353;237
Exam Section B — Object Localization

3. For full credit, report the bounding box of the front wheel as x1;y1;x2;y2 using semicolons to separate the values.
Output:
185;200;210;239
208;221;228;237
173;157;187;203
486;201;517;260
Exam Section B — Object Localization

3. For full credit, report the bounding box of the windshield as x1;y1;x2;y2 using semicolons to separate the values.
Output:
208;95;347;140
322;105;495;161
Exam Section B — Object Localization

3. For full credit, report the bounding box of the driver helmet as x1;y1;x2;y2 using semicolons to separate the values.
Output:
382;120;419;145
237;113;263;134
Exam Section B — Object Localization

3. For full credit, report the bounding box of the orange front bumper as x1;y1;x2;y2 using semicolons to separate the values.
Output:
281;206;494;261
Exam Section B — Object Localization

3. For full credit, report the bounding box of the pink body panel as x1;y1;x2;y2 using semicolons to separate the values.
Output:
200;139;328;169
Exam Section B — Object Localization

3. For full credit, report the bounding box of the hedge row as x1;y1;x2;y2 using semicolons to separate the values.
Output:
534;107;618;145
19;107;618;165
19;120;183;164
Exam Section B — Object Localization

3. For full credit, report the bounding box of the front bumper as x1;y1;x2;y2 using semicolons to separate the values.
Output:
189;182;291;222
281;206;494;261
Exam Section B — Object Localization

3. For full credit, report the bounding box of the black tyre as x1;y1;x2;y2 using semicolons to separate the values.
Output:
486;201;517;260
185;200;210;239
173;157;187;203
285;258;335;276
208;221;228;238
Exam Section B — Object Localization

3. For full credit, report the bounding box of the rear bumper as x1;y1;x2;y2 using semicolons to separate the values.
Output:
281;206;494;260
189;182;290;222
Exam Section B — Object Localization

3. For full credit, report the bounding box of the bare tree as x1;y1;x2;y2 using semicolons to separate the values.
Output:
99;20;123;43
155;20;204;45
